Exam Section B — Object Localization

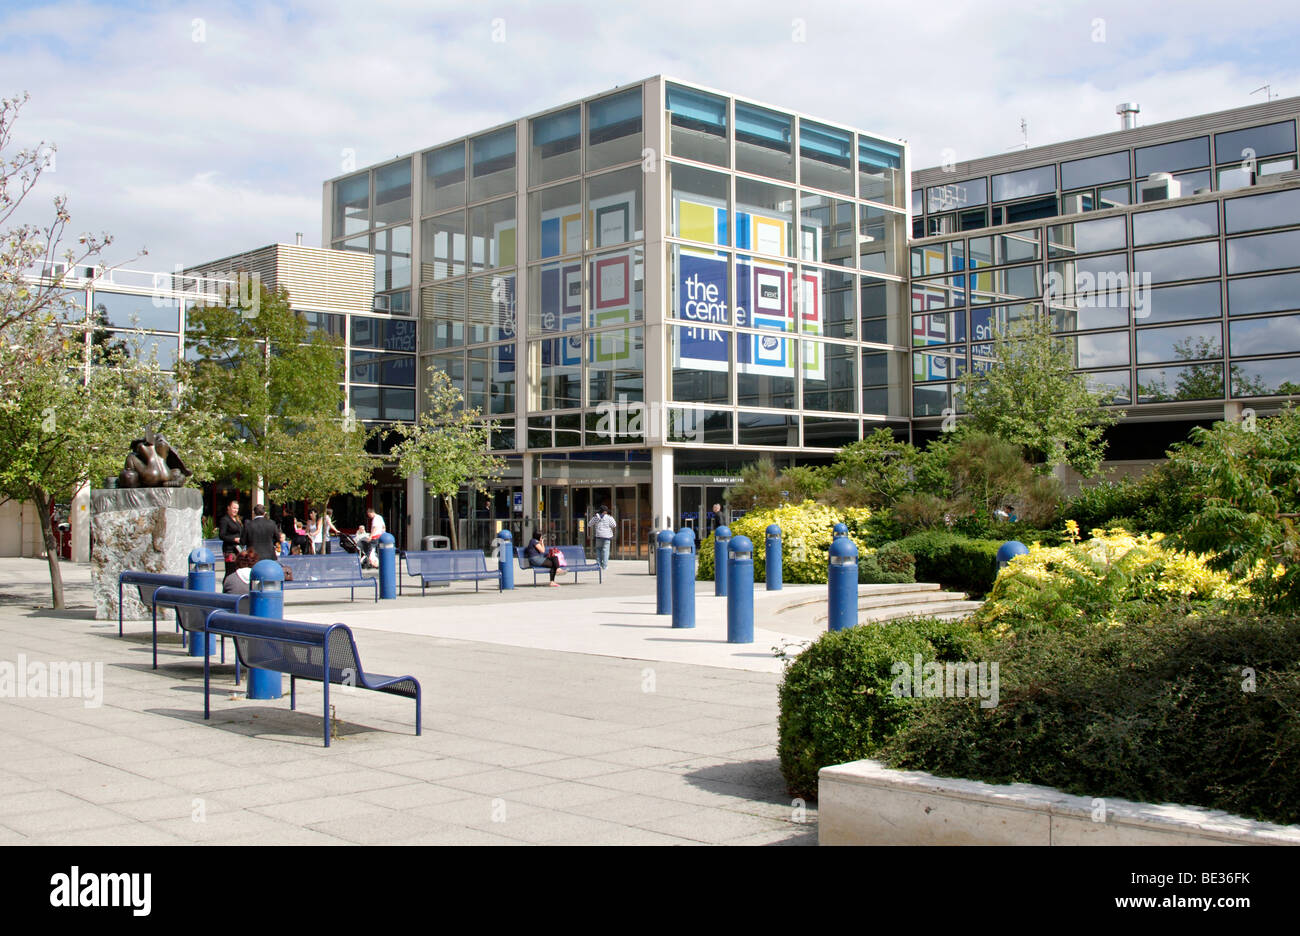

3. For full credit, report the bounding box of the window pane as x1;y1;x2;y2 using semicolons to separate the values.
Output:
530;106;580;185
1134;137;1209;176
800;191;854;265
913;383;951;416
423;143;465;214
1227;230;1300;275
862;350;907;416
333;173;369;237
587;326;644;406
1002;196;1057;224
737;412;799;446
669;163;729;245
1085;369;1132;406
529;181;581;260
1048;215;1127;257
913;311;964;346
1229;271;1300;316
1060;331;1129;368
467;273;515;344
735;101;792;180
470;127;516;202
420;212;465;280
1136;322;1222;364
527;261;582;335
1137;363;1222;402
1230;357;1300;397
587;87;642;171
373;225;411;291
799;120;853;195
468;198;517;272
735;255;794;331
927;178;987;213
671;324;730;404
1132;202;1219;246
668;407;732;445
373;160;411;225
818;269;855;339
1230;314;1300;357
913;350;965;382
91;292;179;331
804;416;860;447
671;245;729;325
859;205;905;275
587;166;643;249
420;283;465;350
802;339;856;412
666;83;728;167
589;246;643;328
1098;184;1131;209
1050;293;1129;331
862;278;905;345
1214;121;1297;164
1060;151;1130;190
991;165;1055;202
531;337;581;409
1225;188;1300;234
1136;281;1221;324
858;136;904;206
1133;241;1220;284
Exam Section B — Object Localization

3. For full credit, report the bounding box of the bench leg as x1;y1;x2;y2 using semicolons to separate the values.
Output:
203;644;210;721
415;683;422;737
290;675;296;711
323;675;330;748
118;581;123;637
152;604;158;670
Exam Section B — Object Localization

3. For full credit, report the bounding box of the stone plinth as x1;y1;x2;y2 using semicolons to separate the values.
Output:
91;487;202;621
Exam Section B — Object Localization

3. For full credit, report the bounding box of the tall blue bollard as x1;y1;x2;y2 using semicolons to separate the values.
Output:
727;535;754;644
714;526;731;597
377;532;397;599
247;559;284;700
187;547;217;657
765;524;783;591
498;529;514;590
656;529;674;615
832;521;848;539
671;529;695;629
827;537;859;632
996;540;1028;570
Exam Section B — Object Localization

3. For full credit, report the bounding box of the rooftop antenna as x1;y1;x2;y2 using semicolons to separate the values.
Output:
1251;84;1276;102
1005;117;1029;151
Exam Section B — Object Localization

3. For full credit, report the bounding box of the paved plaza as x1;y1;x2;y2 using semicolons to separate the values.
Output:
0;557;820;845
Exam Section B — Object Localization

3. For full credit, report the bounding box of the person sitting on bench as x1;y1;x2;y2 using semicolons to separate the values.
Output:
524;533;564;587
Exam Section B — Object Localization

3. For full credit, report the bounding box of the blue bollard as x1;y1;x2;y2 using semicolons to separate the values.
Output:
187;547;217;657
498;529;514;590
671;529;695;629
714;525;731;597
827;537;859;632
765;524;783;591
377;532;397;599
727;535;754;644
832;521;848;539
656;529;674;615
247;559;284;699
996;540;1028;569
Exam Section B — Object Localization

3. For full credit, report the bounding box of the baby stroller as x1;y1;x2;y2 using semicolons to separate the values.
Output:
337;530;360;554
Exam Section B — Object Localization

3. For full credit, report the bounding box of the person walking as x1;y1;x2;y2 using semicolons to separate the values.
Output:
589;504;617;570
241;504;280;562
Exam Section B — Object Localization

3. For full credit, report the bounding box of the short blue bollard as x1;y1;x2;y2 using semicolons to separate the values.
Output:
765;524;783;591
827;537;859;632
832;522;848;539
727;535;754;644
186;547;217;657
671;529;695;629
996;540;1028;569
498;529;514;590
656;529;674;615
377;532;397;599
247;559;284;699
714;525;731;598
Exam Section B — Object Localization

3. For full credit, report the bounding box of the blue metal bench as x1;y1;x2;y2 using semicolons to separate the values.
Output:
203;611;422;747
399;550;499;595
118;571;187;636
279;554;377;602
150;586;250;673
515;546;603;584
203;538;223;556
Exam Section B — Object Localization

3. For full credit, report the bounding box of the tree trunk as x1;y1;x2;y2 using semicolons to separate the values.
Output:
34;486;65;610
445;494;459;550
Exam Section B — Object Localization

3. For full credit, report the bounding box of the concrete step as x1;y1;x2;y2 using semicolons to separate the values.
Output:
811;598;983;627
855;590;971;612
775;581;943;615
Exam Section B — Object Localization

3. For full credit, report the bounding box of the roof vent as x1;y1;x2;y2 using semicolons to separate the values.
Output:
295;232;304;246
1116;102;1140;130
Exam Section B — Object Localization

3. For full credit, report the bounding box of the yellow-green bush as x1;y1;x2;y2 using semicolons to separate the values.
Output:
696;501;909;584
974;525;1251;637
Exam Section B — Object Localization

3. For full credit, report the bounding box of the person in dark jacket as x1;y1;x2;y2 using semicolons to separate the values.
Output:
217;500;243;570
524;532;564;586
241;504;281;561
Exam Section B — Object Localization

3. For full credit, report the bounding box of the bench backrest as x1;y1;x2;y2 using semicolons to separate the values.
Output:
279;554;363;582
121;572;187;611
517;546;586;568
405;550;487;575
151;587;249;633
206;611;361;684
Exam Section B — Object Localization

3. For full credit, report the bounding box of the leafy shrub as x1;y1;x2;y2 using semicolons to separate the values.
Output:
891;531;1002;597
1061;462;1192;534
885;610;1300;826
974;526;1250;638
778;617;989;799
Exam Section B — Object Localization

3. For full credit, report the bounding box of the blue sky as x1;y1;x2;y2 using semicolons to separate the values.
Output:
2;0;1299;270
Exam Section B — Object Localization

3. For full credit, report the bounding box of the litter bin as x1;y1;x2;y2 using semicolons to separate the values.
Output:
422;535;450;551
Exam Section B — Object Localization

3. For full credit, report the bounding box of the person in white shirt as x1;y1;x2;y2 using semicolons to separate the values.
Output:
356;507;386;567
589;505;617;570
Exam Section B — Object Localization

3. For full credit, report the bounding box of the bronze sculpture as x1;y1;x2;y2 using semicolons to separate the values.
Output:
118;428;192;488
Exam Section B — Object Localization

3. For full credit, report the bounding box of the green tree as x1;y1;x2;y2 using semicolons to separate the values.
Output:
959;315;1122;476
178;284;351;499
390;366;505;550
265;413;379;519
822;428;917;508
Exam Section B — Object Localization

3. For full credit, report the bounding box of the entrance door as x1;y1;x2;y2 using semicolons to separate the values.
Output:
378;487;406;550
615;485;637;559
